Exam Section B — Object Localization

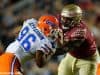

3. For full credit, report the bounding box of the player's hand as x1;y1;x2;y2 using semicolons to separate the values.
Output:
50;28;63;44
57;28;63;45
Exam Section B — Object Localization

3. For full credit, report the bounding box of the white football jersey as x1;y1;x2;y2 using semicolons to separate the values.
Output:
6;18;56;65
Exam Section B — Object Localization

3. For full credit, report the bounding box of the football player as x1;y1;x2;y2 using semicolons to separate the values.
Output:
0;15;61;75
54;4;99;75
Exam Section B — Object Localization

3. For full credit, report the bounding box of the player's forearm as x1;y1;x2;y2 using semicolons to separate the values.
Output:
54;39;84;56
53;47;67;56
35;50;47;68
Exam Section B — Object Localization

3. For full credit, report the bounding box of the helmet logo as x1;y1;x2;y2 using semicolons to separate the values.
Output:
45;20;55;27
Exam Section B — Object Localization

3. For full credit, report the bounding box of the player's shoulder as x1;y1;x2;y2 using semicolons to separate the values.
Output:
79;20;88;28
73;21;87;30
70;21;87;35
24;18;37;26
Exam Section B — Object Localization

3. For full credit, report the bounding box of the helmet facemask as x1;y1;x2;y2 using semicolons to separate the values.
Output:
61;16;75;29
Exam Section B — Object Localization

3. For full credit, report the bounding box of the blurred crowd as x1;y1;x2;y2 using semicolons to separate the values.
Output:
0;0;100;75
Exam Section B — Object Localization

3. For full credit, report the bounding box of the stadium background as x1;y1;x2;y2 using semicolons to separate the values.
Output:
0;0;100;75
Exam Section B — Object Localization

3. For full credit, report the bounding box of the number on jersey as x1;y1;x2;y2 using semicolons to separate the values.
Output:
17;26;36;52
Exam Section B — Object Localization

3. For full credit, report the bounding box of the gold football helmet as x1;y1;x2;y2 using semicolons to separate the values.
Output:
61;4;82;29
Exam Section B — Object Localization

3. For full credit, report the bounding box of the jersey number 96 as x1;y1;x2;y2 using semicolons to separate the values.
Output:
17;26;36;52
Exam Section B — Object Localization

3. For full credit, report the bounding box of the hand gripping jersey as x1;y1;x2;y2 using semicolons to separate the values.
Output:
6;18;56;64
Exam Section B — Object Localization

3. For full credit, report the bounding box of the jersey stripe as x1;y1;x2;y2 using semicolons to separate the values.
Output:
10;56;16;75
41;47;49;53
44;44;53;53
